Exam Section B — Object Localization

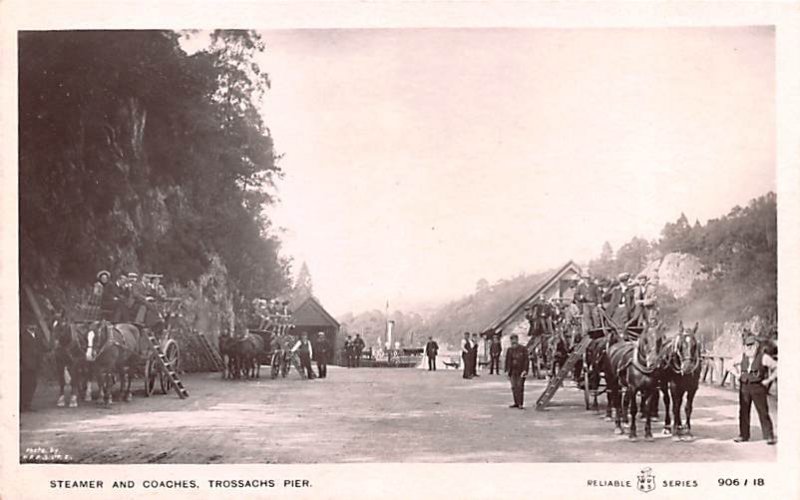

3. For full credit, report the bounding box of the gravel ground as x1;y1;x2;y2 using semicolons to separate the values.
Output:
19;366;777;463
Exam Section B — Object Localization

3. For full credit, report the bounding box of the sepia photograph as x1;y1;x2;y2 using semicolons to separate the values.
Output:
15;26;781;468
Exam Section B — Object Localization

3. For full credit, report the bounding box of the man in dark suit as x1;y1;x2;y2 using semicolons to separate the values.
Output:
505;334;529;409
313;332;330;378
461;332;472;379
343;335;354;368
470;332;481;377
20;324;49;411
425;336;439;371
606;272;633;329
353;334;366;367
489;334;502;375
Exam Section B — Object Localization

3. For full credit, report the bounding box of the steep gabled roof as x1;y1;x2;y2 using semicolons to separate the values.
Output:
292;296;340;329
484;260;582;333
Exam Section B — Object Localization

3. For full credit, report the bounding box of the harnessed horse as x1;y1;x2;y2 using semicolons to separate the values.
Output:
51;313;91;408
84;320;145;406
236;332;266;379
610;323;664;441
584;335;612;417
659;321;702;440
218;333;238;379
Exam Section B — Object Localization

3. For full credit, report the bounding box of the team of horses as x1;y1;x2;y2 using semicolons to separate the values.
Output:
584;320;703;441
50;309;168;408
217;331;269;380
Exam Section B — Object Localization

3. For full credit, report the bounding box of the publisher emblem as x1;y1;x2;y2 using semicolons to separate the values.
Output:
636;467;656;493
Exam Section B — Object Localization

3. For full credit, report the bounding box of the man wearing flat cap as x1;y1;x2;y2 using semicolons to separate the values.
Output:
505;334;529;409
731;334;777;444
628;274;648;327
606;272;633;330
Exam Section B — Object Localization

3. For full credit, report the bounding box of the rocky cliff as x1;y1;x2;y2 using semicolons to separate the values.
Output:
19;31;291;373
642;252;708;299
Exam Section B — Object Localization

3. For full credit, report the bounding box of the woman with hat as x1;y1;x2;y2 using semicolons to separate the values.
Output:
731;334;777;445
92;270;119;321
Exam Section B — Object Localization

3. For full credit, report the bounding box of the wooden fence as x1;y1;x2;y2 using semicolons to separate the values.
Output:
700;354;776;397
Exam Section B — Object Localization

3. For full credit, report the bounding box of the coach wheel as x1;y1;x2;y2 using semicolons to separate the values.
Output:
159;339;180;394
582;353;591;410
271;352;281;379
144;356;158;397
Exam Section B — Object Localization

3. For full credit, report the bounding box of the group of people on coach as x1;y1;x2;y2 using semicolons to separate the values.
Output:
89;269;167;326
572;270;659;332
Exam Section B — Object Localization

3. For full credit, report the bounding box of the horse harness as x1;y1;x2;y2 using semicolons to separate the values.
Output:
86;321;142;361
665;333;701;376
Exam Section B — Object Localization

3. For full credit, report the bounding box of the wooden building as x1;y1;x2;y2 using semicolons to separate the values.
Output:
483;260;583;350
291;296;341;364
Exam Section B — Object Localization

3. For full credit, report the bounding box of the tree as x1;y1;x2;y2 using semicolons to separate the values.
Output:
19;30;290;302
615;237;651;275
588;241;617;277
292;262;314;300
475;278;489;293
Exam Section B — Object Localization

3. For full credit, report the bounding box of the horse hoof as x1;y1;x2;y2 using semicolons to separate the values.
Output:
645;436;654;442
56;396;66;408
69;396;78;408
604;416;613;422
672;435;682;442
683;434;694;442
614;427;624;435
662;428;671;436
628;435;639;442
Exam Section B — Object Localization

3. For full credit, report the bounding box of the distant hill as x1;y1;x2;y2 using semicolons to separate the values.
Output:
338;269;557;351
340;192;777;351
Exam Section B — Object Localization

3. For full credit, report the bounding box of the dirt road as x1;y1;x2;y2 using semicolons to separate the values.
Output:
19;366;777;463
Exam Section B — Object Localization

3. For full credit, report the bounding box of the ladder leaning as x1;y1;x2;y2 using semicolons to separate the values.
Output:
197;331;226;372
535;335;593;410
145;333;189;399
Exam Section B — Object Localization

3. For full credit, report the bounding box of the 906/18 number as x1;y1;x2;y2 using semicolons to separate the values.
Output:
718;478;765;487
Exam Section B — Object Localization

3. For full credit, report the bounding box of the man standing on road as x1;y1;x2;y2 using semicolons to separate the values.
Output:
291;331;316;380
489;334;502;375
314;332;330;379
732;335;777;445
471;332;481;377
343;335;354;368
353;334;365;367
425;336;439;371
505;334;529;409
461;332;473;379
20;324;48;412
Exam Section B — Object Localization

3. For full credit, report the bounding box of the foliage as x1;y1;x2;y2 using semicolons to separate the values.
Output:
587;192;777;329
662;193;777;325
19;30;290;309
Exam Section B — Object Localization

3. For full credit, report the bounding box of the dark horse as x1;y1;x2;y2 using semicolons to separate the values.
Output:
659;321;702;440
85;321;144;406
585;334;620;423
547;329;570;380
51;312;91;408
610;323;664;441
235;332;267;379
219;332;238;379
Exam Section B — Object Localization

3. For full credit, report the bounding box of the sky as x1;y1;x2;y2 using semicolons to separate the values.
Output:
251;27;775;316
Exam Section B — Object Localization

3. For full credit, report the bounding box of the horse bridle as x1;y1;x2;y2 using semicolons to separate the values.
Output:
85;321;117;362
670;332;700;376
